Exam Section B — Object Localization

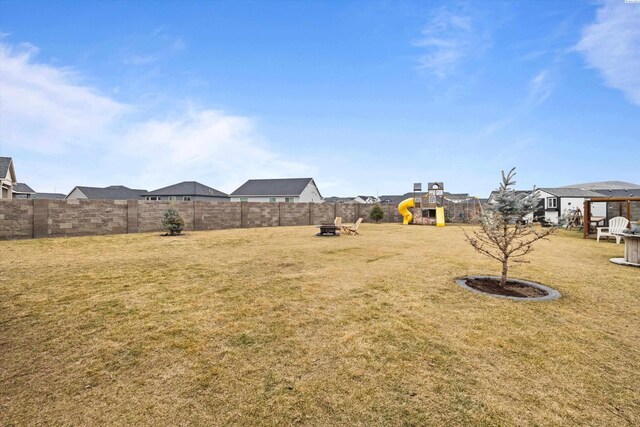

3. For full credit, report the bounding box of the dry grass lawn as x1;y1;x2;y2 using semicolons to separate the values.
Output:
1;224;639;425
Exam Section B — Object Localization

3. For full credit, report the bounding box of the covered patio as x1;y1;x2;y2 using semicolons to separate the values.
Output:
583;197;640;239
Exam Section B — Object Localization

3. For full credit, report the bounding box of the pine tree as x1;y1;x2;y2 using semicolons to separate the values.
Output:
369;204;384;223
161;207;185;236
464;168;554;287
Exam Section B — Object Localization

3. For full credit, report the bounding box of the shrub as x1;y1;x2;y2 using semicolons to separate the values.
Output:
161;207;185;236
369;204;384;223
463;168;554;287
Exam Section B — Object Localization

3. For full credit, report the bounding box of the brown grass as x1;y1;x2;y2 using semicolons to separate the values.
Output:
1;224;638;426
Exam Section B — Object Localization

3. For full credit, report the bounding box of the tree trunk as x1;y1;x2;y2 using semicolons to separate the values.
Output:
500;259;508;287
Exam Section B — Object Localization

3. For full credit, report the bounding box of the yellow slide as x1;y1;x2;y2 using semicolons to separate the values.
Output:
398;198;414;225
436;206;445;227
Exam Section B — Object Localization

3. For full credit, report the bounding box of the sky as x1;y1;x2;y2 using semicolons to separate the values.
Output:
0;0;639;197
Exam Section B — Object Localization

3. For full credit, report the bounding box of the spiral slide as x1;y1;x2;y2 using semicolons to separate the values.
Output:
398;197;414;225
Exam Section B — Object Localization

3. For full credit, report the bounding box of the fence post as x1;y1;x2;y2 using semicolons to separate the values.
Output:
127;200;139;234
32;199;48;238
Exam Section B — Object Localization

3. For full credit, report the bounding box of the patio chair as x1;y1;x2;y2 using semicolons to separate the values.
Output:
334;216;342;229
597;216;629;244
344;218;363;235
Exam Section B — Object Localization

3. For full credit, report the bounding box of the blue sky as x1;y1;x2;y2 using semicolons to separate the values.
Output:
0;0;638;197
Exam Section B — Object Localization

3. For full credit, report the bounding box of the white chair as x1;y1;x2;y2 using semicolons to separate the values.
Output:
597;216;629;244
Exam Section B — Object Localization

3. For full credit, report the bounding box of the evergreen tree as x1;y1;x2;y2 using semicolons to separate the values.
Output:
161;207;185;236
369;204;384;223
464;168;554;287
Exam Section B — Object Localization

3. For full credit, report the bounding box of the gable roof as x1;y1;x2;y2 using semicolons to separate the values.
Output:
231;178;318;197
0;157;16;182
69;185;149;200
592;189;639;198
560;181;640;190
147;181;228;197
13;183;35;194
538;188;603;198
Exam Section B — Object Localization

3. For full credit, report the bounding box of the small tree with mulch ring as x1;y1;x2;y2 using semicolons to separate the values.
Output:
161;207;185;236
369;205;384;223
463;167;554;287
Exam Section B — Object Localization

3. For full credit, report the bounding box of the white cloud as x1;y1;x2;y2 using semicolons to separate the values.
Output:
0;40;311;193
576;0;640;106
120;109;311;191
414;7;489;78
528;70;552;107
0;43;127;153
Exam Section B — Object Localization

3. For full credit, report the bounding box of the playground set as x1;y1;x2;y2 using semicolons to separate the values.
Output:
398;182;446;226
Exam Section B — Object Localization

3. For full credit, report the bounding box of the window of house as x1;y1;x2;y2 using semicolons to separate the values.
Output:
547;197;557;209
240;198;248;202
183;196;191;201
146;196;161;201
285;197;294;203
269;197;276;203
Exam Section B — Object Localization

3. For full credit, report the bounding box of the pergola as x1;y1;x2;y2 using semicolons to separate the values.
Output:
583;197;640;239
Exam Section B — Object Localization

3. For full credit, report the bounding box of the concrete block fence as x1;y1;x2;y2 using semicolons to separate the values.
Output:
0;199;402;240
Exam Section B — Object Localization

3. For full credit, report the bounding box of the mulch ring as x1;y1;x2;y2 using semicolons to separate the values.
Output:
465;277;548;298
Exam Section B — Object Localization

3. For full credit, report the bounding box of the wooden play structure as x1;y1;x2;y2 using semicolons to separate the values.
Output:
398;182;446;226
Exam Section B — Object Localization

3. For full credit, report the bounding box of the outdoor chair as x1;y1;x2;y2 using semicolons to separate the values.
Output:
597;216;629;244
343;218;363;235
334;216;342;229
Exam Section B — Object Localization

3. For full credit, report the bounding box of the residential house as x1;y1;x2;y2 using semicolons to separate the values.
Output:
0;157;17;199
536;188;605;224
353;195;380;204
143;181;229;201
13;183;35;199
66;185;149;200
323;196;356;204
230;178;322;203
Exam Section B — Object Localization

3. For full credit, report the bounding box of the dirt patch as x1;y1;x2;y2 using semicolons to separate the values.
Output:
465;277;548;298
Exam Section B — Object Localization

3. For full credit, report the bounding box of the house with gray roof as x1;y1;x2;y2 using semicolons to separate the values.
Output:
13;183;35;199
230;178;322;203
143;181;229;201
66;185;149;200
560;181;640;191
536;187;606;224
1;157;17;199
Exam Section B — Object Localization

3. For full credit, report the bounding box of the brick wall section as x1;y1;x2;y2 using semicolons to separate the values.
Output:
0;199;34;240
243;202;280;228
197;202;242;230
0;200;411;240
138;201;195;233
279;203;310;226
47;199;128;237
336;204;357;223
311;203;335;225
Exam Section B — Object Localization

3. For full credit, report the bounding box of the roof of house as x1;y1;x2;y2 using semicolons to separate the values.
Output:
0;157;15;181
560;181;640;190
324;196;355;203
230;178;318;197
591;189;639;198
147;181;228;198
538;188;603;198
13;183;35;194
33;192;66;199
70;185;149;200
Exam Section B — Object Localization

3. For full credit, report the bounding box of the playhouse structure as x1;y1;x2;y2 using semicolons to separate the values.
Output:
398;182;446;226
